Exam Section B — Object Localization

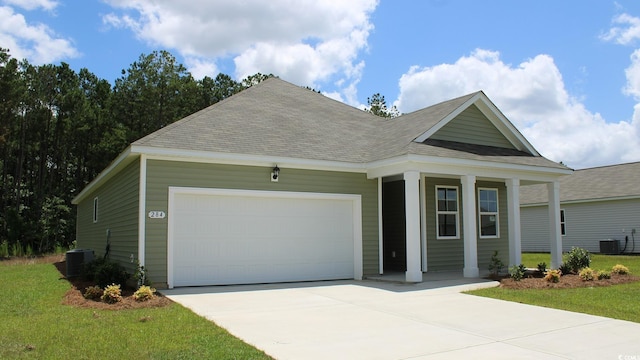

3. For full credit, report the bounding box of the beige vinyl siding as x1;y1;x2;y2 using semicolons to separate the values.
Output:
430;105;515;149
476;181;509;270
521;198;640;254
145;160;379;287
75;159;140;272
426;177;464;271
425;178;509;271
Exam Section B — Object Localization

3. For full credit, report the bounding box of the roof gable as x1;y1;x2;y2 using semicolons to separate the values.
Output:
430;104;515;149
412;91;539;156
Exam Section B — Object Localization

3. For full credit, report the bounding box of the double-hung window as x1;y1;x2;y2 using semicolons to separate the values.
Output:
478;188;498;238
436;186;459;239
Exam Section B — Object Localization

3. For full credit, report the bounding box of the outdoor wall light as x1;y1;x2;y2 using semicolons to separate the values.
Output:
271;165;280;182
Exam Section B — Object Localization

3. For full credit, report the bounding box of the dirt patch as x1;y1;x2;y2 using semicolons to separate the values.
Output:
52;258;172;310
497;272;639;290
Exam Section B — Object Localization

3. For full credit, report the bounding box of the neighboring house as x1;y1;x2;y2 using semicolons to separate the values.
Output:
72;78;571;288
521;161;640;254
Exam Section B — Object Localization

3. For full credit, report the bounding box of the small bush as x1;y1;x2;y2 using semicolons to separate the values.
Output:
133;285;156;302
558;263;572;276
612;264;630;275
0;241;8;258
509;264;527;281
597;270;611;280
83;285;103;300
563;247;591;273
83;258;130;288
579;267;596;281
488;250;505;276
537;262;547;274
544;269;562;283
101;284;122;304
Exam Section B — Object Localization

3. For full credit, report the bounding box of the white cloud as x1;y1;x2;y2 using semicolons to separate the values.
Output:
395;49;640;169
184;56;218;80
1;0;58;11
102;0;377;103
600;13;640;45
0;5;78;64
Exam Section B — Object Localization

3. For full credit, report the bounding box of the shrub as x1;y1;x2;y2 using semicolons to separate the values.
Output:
563;247;591;273
0;241;8;258
133;285;156;302
597;270;611;280
509;264;527;281
544;269;562;283
83;285;103;300
101;284;122;304
488;250;505;276
611;264;630;275
558;263;572;276
83;258;130;288
134;263;152;287
579;267;596;281
537;262;547;274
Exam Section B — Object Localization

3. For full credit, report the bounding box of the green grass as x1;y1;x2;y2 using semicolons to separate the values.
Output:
468;253;640;323
0;258;272;359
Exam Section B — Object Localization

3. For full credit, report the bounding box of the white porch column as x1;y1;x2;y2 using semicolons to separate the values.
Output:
461;175;479;277
548;181;563;269
404;171;422;282
506;178;522;267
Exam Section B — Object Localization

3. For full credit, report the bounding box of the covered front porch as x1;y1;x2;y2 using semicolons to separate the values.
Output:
374;169;564;283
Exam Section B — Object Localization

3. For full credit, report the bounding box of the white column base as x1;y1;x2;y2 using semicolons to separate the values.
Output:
405;270;423;282
463;267;480;278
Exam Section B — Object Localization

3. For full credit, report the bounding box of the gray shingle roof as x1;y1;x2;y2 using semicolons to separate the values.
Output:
520;161;640;204
134;77;567;170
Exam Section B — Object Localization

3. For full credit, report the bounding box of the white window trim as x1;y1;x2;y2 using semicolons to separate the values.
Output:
560;209;566;236
478;187;499;239
93;197;99;223
435;185;460;240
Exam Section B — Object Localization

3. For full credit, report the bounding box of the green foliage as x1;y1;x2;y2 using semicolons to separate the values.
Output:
597;270;611;280
133;285;156;302
83;285;103;300
0;241;8;258
82;258;129;288
612;264;630;275
488;250;505;275
579;267;596;281
365;93;400;118
509;264;527;281
544;269;562;283
563;247;591;274
134;263;151;287
537;262;547;274
101;284;122;304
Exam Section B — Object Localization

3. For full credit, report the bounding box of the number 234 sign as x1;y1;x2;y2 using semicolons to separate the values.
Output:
148;210;166;219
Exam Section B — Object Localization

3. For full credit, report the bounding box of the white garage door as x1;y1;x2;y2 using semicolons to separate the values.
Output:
168;188;361;287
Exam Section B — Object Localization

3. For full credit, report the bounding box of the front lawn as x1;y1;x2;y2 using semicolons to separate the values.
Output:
467;253;640;323
0;256;272;359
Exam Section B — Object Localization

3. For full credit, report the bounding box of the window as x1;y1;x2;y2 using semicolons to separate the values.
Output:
436;186;459;238
478;188;499;238
560;209;566;236
93;197;99;223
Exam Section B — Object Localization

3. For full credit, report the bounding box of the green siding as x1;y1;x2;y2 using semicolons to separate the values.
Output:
145;160;379;287
425;178;509;272
431;105;515;149
75;159;140;273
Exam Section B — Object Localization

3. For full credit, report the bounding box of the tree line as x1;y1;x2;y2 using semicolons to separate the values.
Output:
0;47;397;256
0;48;276;255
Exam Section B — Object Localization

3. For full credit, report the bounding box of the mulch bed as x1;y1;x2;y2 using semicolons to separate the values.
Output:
52;257;173;310
495;272;639;289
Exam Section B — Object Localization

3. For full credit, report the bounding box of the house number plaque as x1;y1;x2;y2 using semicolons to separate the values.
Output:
148;210;166;219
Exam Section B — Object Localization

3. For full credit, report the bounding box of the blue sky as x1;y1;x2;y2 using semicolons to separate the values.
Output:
3;0;640;169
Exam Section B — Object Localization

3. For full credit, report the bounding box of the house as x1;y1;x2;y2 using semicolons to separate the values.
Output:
72;78;571;288
520;161;640;254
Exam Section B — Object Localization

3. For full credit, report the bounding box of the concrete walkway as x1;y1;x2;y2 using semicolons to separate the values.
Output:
163;279;640;360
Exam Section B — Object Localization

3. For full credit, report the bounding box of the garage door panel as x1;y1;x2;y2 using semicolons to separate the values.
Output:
171;191;357;287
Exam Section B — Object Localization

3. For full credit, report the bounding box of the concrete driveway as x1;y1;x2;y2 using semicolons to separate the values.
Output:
163;279;640;360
